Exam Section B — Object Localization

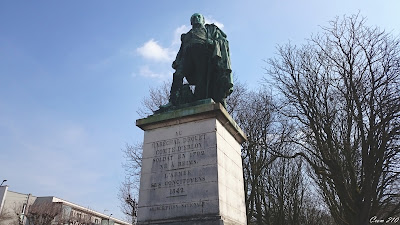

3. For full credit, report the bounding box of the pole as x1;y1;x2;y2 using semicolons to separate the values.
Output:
108;213;112;225
22;194;31;225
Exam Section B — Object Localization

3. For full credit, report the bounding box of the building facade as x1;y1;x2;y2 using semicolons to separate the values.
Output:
0;186;130;225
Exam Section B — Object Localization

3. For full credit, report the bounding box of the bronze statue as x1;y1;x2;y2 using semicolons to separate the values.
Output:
159;13;233;111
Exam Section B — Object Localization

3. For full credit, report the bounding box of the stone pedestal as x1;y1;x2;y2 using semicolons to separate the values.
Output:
136;100;247;225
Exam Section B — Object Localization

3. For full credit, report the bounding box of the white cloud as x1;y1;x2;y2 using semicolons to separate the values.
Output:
172;25;190;46
136;39;174;62
138;65;170;79
205;16;224;29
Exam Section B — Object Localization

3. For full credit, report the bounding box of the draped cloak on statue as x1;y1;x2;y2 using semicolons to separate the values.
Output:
171;23;233;106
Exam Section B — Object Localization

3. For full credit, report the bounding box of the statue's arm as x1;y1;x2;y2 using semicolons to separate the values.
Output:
172;33;187;70
216;26;227;39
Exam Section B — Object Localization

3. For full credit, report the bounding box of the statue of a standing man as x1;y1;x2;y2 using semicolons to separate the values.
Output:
162;13;233;110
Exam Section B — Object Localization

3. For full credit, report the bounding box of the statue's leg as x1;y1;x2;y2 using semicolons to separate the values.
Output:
169;72;183;105
190;45;212;101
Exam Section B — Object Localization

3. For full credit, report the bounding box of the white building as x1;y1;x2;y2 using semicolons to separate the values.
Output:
0;186;130;225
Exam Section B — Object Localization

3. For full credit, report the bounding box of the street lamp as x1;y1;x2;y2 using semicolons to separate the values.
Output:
0;180;7;186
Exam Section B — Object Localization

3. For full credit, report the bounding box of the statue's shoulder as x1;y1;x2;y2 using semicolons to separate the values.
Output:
206;23;218;28
180;30;192;42
181;33;186;41
205;23;218;32
206;24;227;38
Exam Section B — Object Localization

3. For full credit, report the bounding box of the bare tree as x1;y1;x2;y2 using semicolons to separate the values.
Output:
0;210;16;225
118;178;138;224
121;143;143;183
268;14;400;225
301;191;335;225
263;158;305;224
225;74;248;115
232;88;331;225
136;81;171;117
25;201;62;225
119;143;142;224
233;89;278;224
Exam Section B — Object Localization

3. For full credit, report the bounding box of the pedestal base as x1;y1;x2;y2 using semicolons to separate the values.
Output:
136;99;247;225
137;215;239;225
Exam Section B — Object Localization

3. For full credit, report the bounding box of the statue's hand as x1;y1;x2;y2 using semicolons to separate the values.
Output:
173;71;185;84
207;39;214;47
219;75;233;94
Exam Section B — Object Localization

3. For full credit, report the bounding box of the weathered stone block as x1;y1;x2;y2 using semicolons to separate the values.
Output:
136;101;247;225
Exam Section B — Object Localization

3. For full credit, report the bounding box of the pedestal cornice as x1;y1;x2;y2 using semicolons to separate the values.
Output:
136;99;247;144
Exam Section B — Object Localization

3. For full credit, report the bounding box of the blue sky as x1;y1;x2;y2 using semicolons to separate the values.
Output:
1;0;399;221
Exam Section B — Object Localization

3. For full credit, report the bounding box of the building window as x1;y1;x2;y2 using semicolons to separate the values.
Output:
21;204;26;214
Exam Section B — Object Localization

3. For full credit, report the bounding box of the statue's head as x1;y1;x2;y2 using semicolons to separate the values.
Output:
190;13;205;26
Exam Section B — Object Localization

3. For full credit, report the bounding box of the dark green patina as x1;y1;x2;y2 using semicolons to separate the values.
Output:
156;13;233;113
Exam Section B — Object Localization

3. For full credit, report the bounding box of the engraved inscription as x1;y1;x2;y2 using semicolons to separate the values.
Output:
146;132;211;209
150;168;206;190
152;134;206;156
169;187;185;197
153;155;173;163
150;133;209;172
164;176;206;187
165;169;192;178
149;202;203;212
